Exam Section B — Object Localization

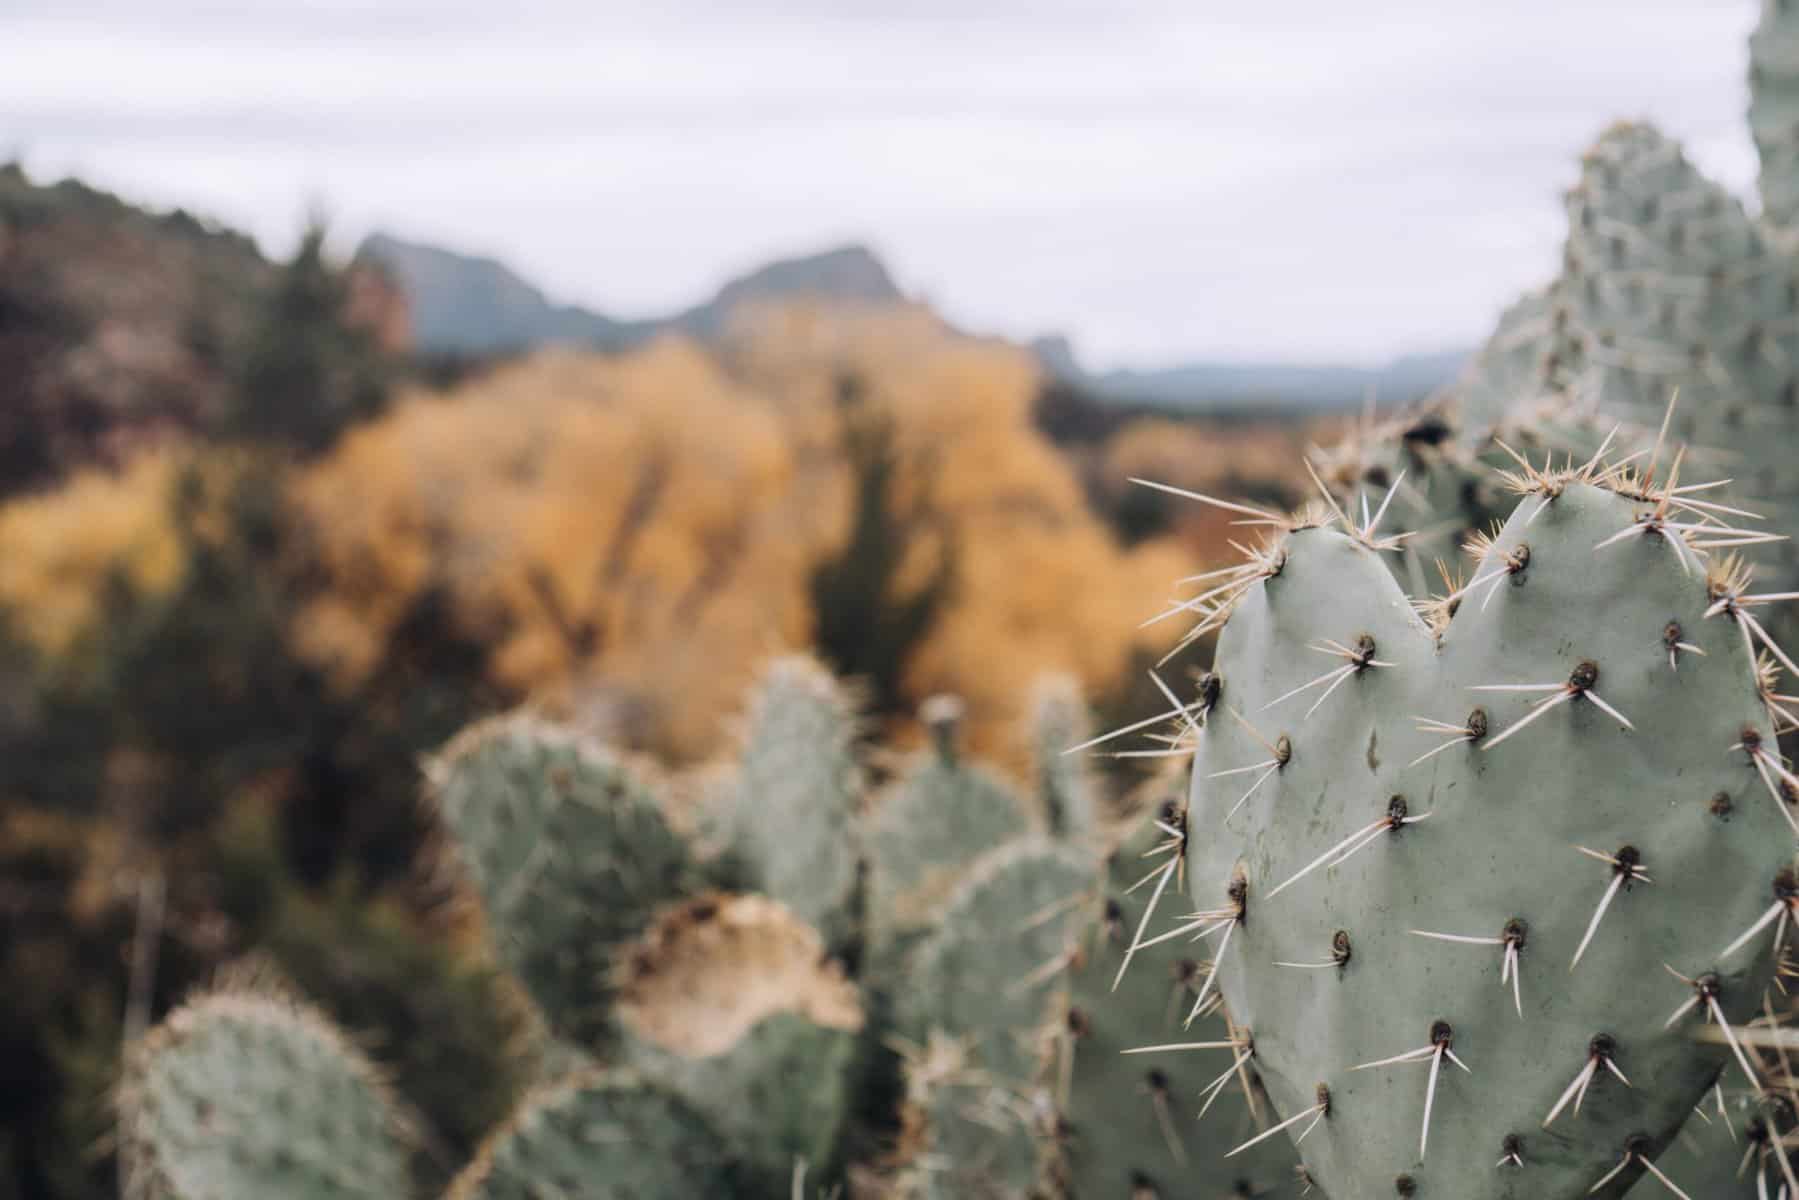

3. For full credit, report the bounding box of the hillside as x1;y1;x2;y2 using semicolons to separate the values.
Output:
0;163;407;493
0;164;273;489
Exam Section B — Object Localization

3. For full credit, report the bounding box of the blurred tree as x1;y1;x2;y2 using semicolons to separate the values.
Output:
231;223;390;454
810;373;953;719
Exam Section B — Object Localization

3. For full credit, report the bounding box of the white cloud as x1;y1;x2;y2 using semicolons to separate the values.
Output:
1;1;1764;366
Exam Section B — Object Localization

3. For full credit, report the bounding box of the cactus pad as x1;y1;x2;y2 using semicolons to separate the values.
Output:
424;715;691;1045
446;1070;732;1199
120;989;411;1200
1029;675;1103;847
865;719;1031;958
1158;472;1793;1198
891;1032;1045;1200
1753;0;1799;240
897;837;1094;1083
730;656;864;951
1051;786;1294;1199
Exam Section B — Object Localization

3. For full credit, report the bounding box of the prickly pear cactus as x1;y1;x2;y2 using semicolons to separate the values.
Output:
1150;465;1794;1198
1753;0;1799;241
891;1032;1047;1200
119;989;412;1200
865;698;1030;963
446;1070;734;1199
1029;676;1102;846
424;715;691;1046
898;837;1095;1084
1437;286;1571;438
1309;396;1610;609
1310;410;1503;601
1561;118;1799;636
615;892;864;1188
1646;1085;1777;1200
728;656;863;952
1562;122;1778;435
1050;782;1294;1200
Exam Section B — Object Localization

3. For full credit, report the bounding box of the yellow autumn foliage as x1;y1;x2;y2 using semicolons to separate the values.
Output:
289;338;843;759
724;301;1188;754
291;303;1193;761
0;452;186;658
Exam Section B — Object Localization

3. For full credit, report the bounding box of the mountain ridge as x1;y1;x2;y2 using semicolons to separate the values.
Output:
357;231;1468;411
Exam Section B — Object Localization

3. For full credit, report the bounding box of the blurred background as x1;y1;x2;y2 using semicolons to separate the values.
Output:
0;3;1767;1196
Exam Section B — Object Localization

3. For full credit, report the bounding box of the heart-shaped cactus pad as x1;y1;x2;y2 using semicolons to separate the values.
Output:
1122;463;1799;1199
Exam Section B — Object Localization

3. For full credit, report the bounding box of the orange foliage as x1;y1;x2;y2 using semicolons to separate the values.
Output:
725;302;1188;755
294;304;1196;761
0;452;186;658
289;339;843;759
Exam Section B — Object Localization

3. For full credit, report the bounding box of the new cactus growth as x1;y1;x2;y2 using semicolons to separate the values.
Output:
1132;461;1797;1199
423;716;692;1047
614;892;864;1187
120;989;413;1200
446;1071;732;1200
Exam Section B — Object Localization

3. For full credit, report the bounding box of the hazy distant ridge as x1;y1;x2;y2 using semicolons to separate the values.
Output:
356;233;903;354
359;232;1466;409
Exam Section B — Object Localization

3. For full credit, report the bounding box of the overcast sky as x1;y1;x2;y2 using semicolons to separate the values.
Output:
3;2;1767;367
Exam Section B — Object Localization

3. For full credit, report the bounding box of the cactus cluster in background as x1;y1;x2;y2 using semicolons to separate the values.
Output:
126;657;1299;1197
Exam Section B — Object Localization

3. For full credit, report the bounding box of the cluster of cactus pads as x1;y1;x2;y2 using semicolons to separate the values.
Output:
122;657;1296;1197
1098;7;1799;1195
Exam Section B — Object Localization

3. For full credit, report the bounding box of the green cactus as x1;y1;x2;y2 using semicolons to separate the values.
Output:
864;696;1031;964
1143;468;1794;1199
879;835;1089;1200
613;892;865;1188
891;1032;1046;1200
1644;1088;1763;1200
1753;0;1799;241
1437;285;1572;439
1050;781;1296;1200
1029;675;1103;847
445;1071;733;1200
119;988;412;1200
1559;120;1799;603
1310;409;1506;602
727;655;864;953
1562;122;1771;428
898;837;1095;1084
423;714;691;1047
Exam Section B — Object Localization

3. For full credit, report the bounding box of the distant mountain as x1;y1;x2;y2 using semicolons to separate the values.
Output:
1052;347;1468;414
363;229;1467;412
356;233;628;354
671;244;901;338
356;234;902;356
